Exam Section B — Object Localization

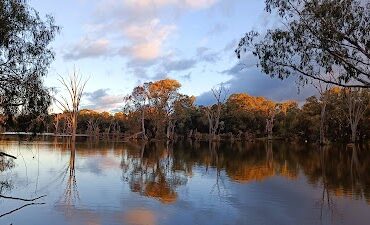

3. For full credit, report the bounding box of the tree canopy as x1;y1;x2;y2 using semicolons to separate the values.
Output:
236;0;370;88
0;0;59;119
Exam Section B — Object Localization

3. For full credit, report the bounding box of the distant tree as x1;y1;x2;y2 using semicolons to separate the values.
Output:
0;0;59;121
236;0;370;88
148;79;181;140
203;84;228;141
172;94;196;137
313;77;335;145
55;69;87;142
296;96;321;141
124;84;150;140
342;88;370;142
266;104;280;140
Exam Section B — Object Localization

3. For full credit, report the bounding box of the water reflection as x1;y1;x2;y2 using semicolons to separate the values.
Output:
120;140;370;204
61;143;79;206
0;139;370;225
121;142;187;204
0;153;14;194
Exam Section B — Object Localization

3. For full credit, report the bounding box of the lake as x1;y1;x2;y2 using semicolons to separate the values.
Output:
1;139;370;225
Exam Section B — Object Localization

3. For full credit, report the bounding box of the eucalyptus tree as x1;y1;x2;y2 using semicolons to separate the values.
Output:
236;0;370;88
124;84;150;140
342;88;370;143
0;0;59;120
203;84;228;141
313;77;335;145
148;79;181;140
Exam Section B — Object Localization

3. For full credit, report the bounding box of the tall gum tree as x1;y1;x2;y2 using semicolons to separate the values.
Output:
236;0;370;88
148;79;181;140
124;84;150;140
0;0;59;127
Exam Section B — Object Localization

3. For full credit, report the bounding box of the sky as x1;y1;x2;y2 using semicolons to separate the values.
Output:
29;0;316;112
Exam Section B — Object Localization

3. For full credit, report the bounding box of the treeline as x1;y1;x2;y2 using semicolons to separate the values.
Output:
1;79;370;143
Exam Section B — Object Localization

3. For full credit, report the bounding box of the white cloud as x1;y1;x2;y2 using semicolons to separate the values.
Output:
121;19;176;60
64;0;220;80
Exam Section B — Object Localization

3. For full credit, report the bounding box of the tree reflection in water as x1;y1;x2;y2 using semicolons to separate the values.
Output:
121;141;187;204
316;146;336;223
56;140;80;217
119;140;370;207
62;143;79;206
2;139;370;224
173;141;370;207
209;141;227;197
0;148;45;219
0;154;14;195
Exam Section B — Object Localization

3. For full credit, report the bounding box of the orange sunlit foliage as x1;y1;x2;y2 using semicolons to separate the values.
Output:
226;93;277;115
227;165;275;183
145;180;177;204
148;79;181;99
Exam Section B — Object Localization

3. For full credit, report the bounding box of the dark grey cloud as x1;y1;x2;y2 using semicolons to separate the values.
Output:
125;58;158;79
196;63;316;106
163;59;197;72
83;89;124;112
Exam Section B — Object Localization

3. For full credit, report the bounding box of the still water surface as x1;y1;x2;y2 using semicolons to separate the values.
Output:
1;139;370;225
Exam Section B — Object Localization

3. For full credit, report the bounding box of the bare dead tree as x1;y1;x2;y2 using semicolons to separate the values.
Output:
55;69;88;142
203;84;228;141
343;88;370;143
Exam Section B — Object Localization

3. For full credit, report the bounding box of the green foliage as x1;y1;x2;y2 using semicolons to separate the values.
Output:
0;0;59;128
236;0;370;87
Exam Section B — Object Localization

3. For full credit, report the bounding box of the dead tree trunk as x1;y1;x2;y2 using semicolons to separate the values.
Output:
55;69;87;143
319;101;327;145
204;84;227;141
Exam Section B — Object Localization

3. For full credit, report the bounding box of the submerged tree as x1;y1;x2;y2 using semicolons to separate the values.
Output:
342;88;370;142
55;69;87;142
124;84;150;140
265;105;277;140
236;0;370;88
0;0;59;128
148;79;181;140
313;76;335;145
203;84;228;141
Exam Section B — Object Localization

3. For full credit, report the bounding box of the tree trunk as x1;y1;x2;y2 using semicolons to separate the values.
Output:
350;122;358;143
319;103;327;145
166;120;176;140
141;110;147;140
71;114;77;143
